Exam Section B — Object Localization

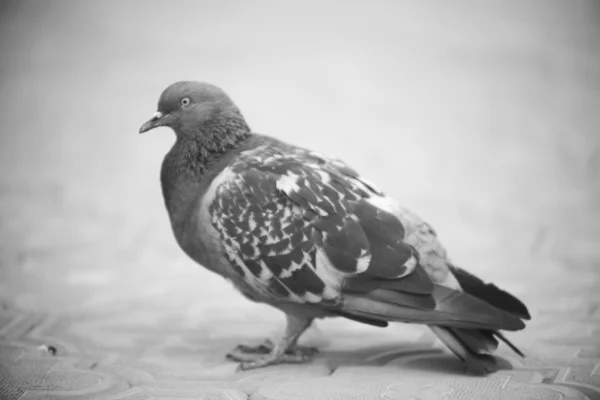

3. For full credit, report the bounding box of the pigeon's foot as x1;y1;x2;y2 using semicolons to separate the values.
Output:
234;348;314;371
228;313;315;371
226;338;318;363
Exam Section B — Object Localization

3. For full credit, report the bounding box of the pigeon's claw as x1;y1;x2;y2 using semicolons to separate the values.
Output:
229;314;314;371
228;339;273;357
235;350;313;371
227;338;318;361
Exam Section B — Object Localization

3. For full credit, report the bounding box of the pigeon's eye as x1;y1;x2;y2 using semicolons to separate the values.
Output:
180;97;191;107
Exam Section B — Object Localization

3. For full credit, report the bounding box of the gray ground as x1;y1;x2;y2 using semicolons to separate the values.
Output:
0;1;599;399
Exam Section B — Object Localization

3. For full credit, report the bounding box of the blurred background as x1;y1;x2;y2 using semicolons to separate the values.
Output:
0;0;599;336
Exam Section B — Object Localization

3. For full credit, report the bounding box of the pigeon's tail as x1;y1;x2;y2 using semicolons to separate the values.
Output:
338;264;529;374
341;284;527;331
447;263;531;321
428;326;523;374
426;263;529;373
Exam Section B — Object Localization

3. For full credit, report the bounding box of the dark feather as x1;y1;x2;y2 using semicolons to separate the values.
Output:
493;331;525;357
430;326;500;374
341;284;525;331
450;264;531;320
344;263;434;295
278;263;326;297
451;328;499;354
332;310;389;327
366;288;436;310
432;285;525;330
312;215;370;274
346;200;413;279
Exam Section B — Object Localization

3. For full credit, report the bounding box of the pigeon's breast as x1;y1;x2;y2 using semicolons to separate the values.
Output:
190;166;243;278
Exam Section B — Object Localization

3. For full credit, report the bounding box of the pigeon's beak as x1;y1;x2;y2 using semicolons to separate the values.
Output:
139;111;167;134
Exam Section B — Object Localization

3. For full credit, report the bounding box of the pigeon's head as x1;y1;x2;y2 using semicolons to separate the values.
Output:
139;81;245;136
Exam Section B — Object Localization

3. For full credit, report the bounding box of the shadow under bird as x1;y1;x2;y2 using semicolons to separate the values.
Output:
139;81;531;374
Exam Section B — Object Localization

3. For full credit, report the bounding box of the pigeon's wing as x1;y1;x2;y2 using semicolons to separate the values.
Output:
208;145;423;302
208;145;525;331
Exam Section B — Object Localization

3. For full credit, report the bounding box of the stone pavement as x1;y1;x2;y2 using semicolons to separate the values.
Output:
1;1;599;399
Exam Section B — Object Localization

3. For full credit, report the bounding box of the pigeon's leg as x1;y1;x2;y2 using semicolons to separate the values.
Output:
233;314;314;371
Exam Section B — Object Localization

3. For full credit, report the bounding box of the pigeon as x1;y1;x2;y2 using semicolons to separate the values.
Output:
139;81;530;374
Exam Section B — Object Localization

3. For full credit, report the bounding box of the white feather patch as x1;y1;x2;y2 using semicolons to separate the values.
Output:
276;172;301;194
258;260;273;281
202;167;238;212
279;261;304;279
398;254;417;278
315;169;331;184
248;216;257;231
314;248;345;299
240;144;268;156
364;194;401;216
301;291;322;303
356;250;372;273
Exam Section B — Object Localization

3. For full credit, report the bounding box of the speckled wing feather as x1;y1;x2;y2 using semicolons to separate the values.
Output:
208;145;425;304
207;145;525;331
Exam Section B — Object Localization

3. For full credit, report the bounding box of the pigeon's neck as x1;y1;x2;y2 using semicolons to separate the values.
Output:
160;117;253;236
186;112;252;167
